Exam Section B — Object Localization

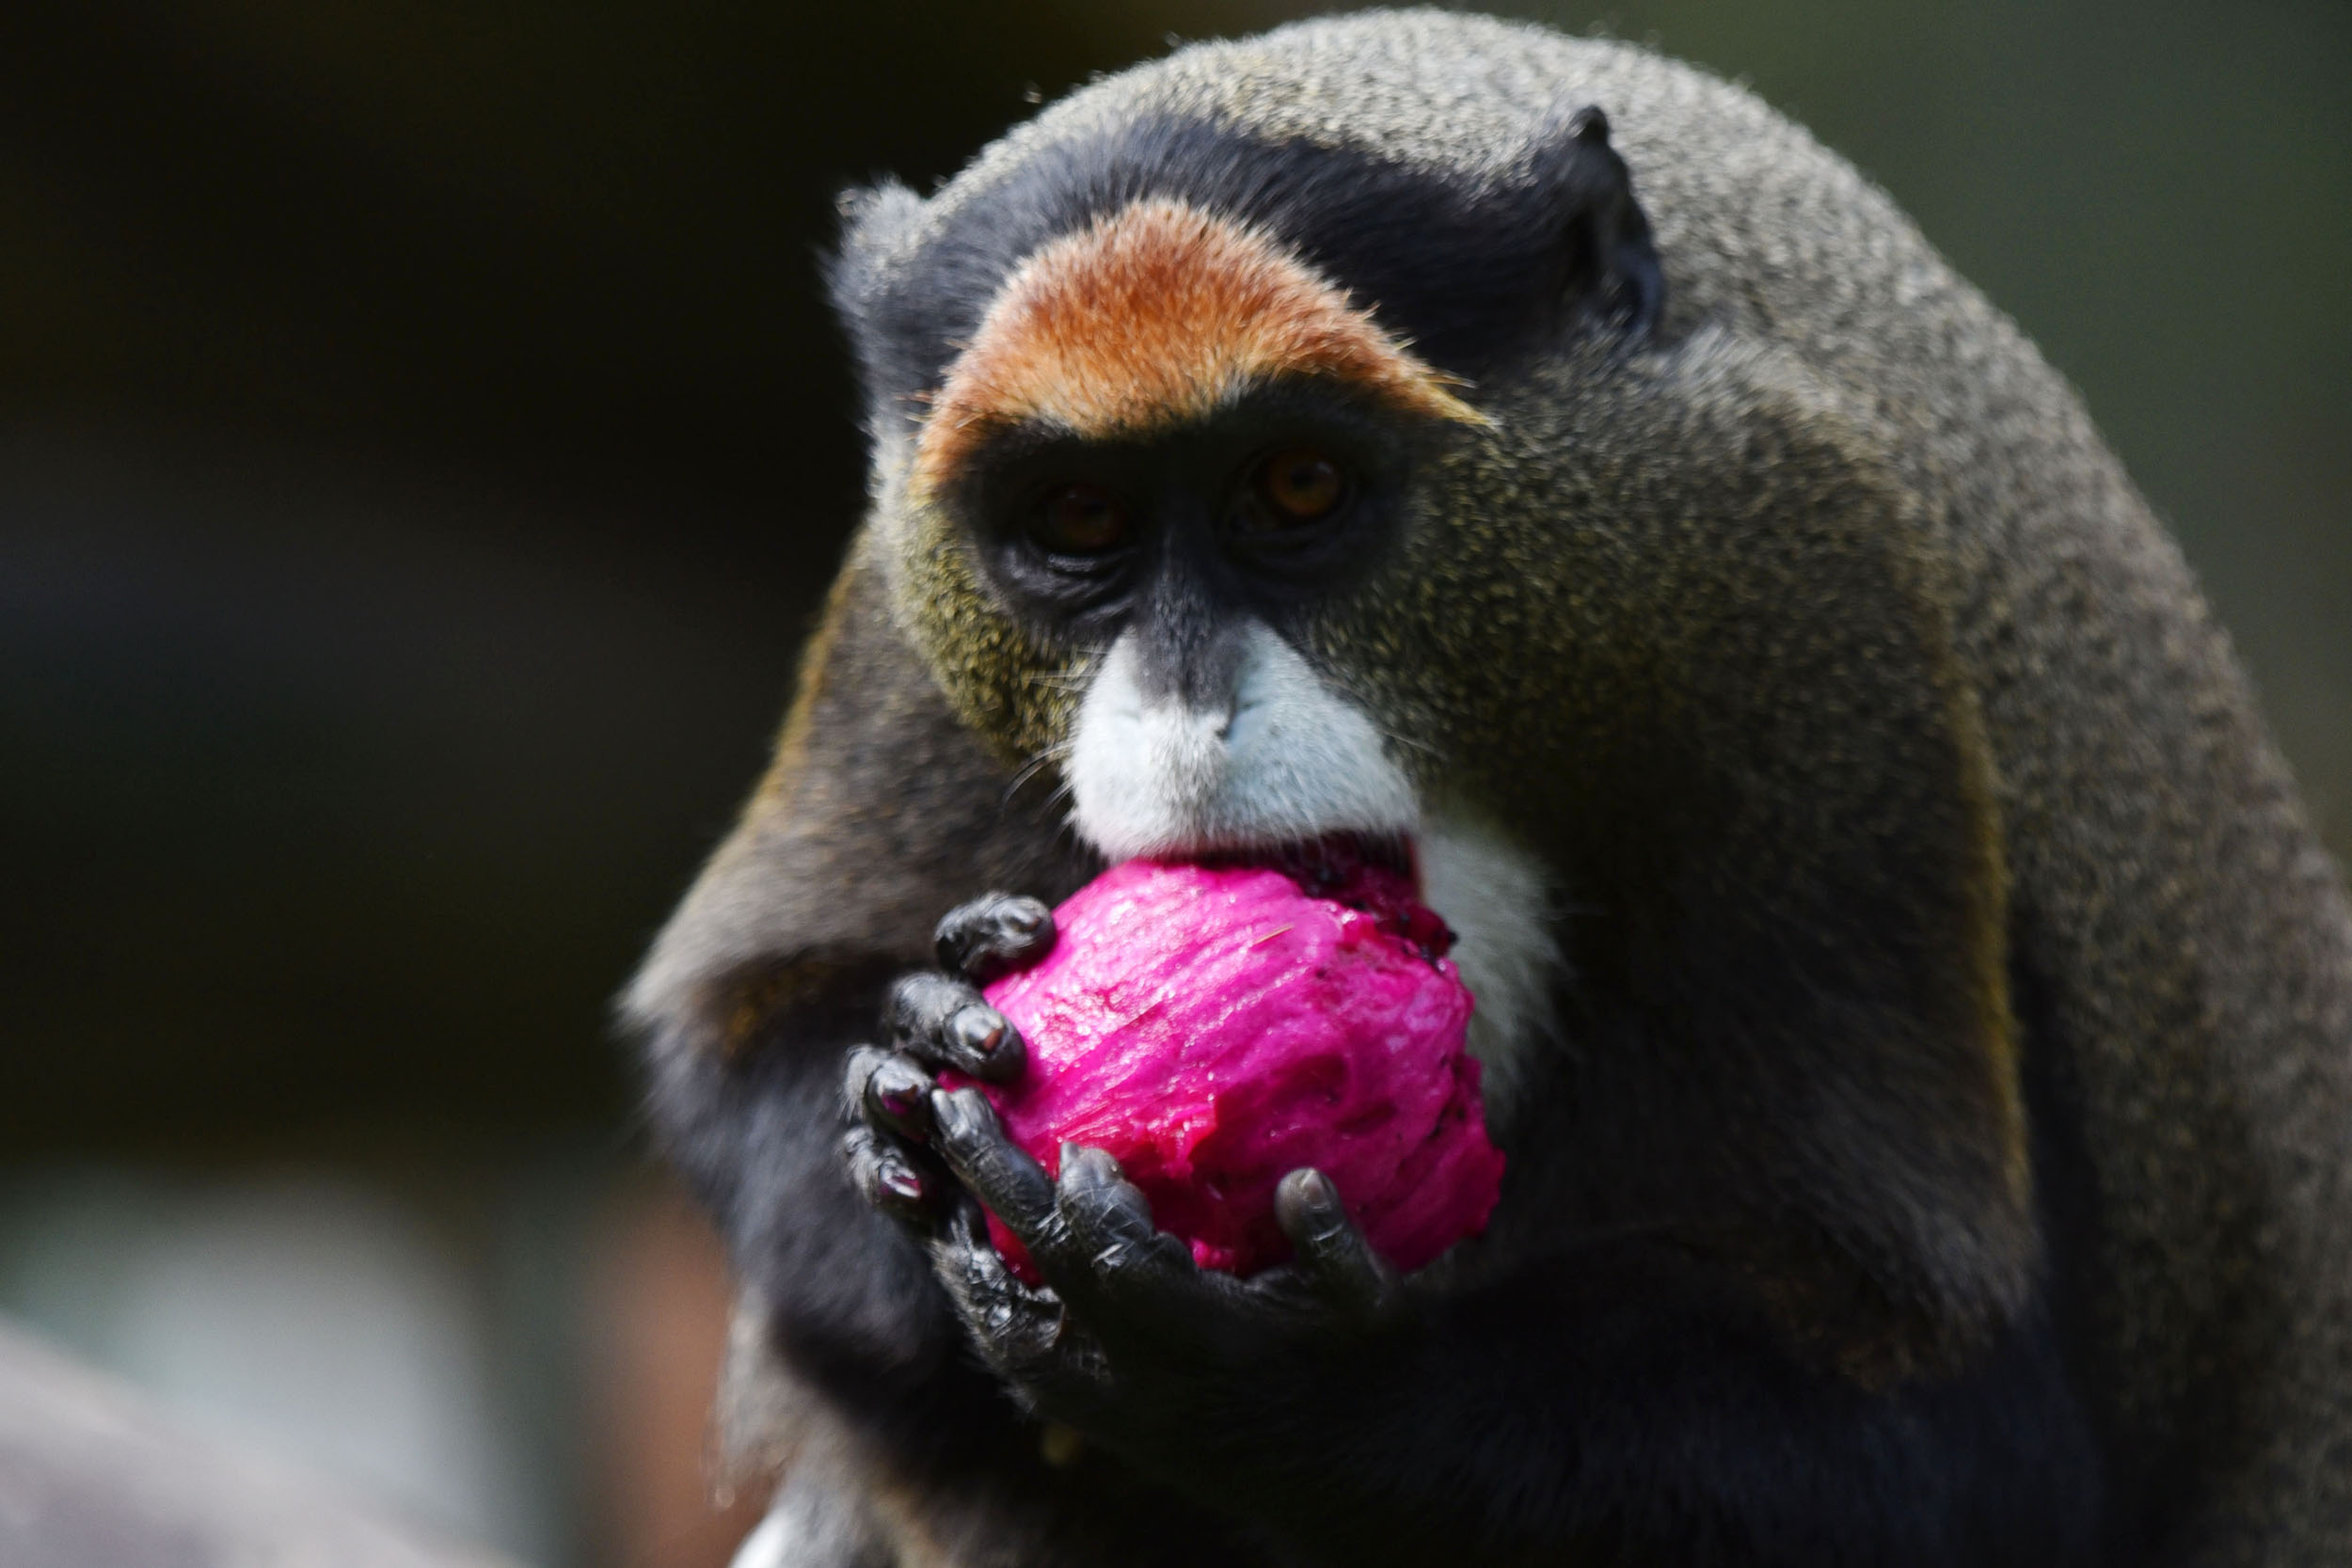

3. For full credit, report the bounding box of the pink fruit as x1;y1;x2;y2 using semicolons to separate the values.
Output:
964;845;1505;1281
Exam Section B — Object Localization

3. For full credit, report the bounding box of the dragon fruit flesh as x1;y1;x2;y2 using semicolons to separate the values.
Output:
965;844;1505;1281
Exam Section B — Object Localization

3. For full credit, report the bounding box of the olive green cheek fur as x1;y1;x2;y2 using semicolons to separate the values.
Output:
893;490;1085;769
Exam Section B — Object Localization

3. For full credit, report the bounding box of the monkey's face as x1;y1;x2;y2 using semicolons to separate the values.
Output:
885;198;1493;863
842;87;1661;869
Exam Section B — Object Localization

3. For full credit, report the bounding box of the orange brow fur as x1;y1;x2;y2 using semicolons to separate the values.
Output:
913;198;1484;493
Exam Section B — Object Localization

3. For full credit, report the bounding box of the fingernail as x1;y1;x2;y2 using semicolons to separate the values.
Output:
950;1006;1008;1058
1058;1141;1111;1190
871;1060;928;1121
931;1085;977;1138
879;1163;925;1202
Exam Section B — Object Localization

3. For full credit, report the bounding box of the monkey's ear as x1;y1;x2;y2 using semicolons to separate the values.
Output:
1529;103;1663;338
824;180;936;425
829;180;927;287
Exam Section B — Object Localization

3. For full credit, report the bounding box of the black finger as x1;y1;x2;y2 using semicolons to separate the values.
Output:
935;894;1056;985
844;1044;888;1111
930;1086;1057;1239
1052;1144;1159;1259
1040;1145;1209;1344
931;1200;1044;1320
1275;1168;1397;1322
886;973;1026;1083
930;1202;1106;1414
852;1048;936;1142
935;1204;1120;1426
843;1124;932;1227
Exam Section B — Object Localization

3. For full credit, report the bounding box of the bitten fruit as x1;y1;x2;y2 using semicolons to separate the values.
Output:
968;846;1505;1280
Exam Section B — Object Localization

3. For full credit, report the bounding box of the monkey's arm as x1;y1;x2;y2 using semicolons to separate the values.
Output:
626;536;1092;1419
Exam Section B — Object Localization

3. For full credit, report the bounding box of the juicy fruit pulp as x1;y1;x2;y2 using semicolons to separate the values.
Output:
969;843;1505;1280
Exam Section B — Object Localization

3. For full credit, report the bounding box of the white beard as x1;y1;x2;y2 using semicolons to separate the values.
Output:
1064;621;1560;1110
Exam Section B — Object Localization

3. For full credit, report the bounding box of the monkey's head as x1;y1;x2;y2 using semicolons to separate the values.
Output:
827;46;1675;871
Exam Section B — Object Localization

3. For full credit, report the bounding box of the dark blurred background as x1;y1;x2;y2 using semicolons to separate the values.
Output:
1;1;2344;1562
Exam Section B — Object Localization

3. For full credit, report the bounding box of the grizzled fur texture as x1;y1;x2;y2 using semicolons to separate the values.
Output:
628;11;2352;1565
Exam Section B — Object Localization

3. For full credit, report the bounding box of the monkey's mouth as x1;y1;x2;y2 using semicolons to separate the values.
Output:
1197;829;1411;886
1195;832;1452;959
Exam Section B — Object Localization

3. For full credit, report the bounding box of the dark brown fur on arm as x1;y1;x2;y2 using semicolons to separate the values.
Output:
625;535;1089;1384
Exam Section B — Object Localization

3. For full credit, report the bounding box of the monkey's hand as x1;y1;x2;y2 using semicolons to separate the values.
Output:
927;1089;1407;1453
839;892;1054;1229
841;893;1406;1480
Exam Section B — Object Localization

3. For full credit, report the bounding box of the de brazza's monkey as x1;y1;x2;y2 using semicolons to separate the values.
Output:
627;11;2352;1565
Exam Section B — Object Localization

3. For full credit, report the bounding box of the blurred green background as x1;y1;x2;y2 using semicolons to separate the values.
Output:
1;1;2344;1563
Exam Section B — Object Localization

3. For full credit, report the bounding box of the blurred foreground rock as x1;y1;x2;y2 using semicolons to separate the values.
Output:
0;1318;522;1568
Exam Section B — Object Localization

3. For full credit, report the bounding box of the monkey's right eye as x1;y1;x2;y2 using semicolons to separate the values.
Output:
1028;483;1131;557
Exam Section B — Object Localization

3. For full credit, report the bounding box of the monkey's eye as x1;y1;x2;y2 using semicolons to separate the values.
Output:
1245;448;1349;530
1027;483;1131;557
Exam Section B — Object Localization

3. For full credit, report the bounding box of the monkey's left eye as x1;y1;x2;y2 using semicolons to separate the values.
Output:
1243;448;1350;530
